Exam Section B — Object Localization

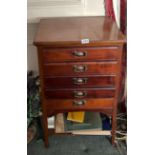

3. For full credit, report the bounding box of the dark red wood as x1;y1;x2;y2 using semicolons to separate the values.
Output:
44;88;115;99
46;98;114;112
37;47;49;147
42;47;120;62
44;75;116;89
34;16;126;47
34;16;126;147
120;0;127;34
43;61;118;76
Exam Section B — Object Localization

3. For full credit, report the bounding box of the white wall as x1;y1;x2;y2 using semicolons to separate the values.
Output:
27;0;105;72
27;23;39;72
28;0;105;23
113;0;120;27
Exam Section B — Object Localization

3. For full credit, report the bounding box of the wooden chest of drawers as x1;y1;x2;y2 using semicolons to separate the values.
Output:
34;16;126;147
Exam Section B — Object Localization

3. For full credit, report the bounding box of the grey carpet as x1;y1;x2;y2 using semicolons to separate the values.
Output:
28;135;122;155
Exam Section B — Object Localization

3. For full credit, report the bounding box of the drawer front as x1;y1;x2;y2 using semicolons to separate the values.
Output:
46;98;114;112
42;47;119;62
43;62;118;76
44;76;116;88
44;88;115;99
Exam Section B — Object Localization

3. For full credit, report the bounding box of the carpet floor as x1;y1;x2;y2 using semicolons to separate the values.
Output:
28;135;123;155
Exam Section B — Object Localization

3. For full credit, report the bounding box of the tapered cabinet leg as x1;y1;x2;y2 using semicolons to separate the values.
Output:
111;133;116;145
42;114;49;148
111;114;116;145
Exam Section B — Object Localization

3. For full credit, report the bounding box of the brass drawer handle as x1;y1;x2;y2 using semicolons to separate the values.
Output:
74;91;87;98
73;100;86;106
73;65;87;72
73;51;87;57
73;78;88;85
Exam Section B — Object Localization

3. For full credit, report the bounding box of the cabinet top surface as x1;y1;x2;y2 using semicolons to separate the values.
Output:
34;16;126;46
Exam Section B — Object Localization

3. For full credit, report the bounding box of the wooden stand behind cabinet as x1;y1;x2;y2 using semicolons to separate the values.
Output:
34;16;126;147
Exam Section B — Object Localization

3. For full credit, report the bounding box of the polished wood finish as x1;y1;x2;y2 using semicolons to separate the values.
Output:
34;16;125;47
43;61;118;76
42;47;119;62
44;88;115;99
34;16;126;147
44;75;116;88
46;98;114;112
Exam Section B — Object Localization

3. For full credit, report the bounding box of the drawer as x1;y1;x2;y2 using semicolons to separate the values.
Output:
42;47;119;62
44;88;115;99
44;76;116;88
46;98;114;112
43;61;118;76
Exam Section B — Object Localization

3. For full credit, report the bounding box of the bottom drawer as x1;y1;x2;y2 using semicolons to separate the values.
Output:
45;98;114;114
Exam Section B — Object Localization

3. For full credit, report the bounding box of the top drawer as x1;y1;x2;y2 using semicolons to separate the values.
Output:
42;47;119;63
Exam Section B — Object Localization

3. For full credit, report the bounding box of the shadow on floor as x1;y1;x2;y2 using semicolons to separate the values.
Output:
28;135;124;155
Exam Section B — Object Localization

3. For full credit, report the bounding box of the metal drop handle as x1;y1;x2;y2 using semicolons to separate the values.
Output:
73;51;87;57
73;78;88;85
73;65;87;72
74;91;87;98
73;100;86;106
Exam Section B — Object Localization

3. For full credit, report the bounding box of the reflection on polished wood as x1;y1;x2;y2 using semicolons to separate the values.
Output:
34;16;125;46
34;16;126;147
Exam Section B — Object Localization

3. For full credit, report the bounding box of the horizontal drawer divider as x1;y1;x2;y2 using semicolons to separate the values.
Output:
44;74;117;78
43;59;120;64
46;98;114;101
43;74;118;78
45;86;116;89
45;87;116;91
45;98;114;100
44;61;118;66
43;46;119;50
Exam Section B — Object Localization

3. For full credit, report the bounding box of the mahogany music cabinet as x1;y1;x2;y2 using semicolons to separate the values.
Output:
34;16;126;147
